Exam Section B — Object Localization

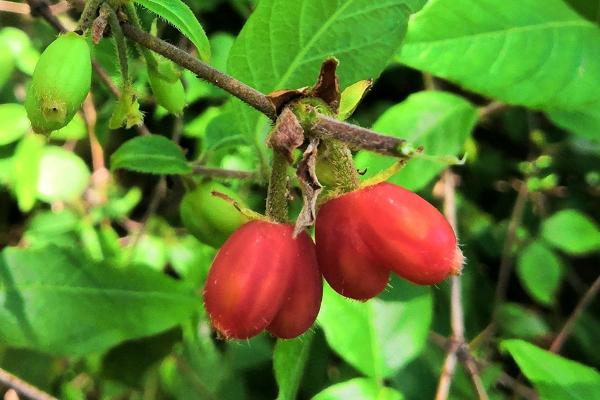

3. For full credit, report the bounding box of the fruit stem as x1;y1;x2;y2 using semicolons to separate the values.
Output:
266;151;289;223
319;139;360;193
101;3;129;84
122;2;159;72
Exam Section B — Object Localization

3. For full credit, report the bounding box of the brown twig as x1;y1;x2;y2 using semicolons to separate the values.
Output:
0;0;29;14
429;333;538;400
479;101;508;120
493;181;529;316
121;22;277;120
310;116;414;158
191;165;256;180
82;93;110;206
549;273;600;353
435;171;488;400
0;367;57;400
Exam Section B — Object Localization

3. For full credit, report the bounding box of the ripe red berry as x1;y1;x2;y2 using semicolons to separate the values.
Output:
204;220;322;339
315;182;463;300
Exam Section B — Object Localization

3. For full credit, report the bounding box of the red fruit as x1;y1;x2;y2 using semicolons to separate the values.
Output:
315;182;462;300
204;220;322;339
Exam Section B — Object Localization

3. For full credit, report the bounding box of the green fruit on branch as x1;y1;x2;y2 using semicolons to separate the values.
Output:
148;60;186;116
180;181;248;248
25;32;91;134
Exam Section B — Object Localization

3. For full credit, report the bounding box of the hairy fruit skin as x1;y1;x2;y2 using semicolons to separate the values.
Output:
25;32;91;134
315;182;462;300
180;181;248;248
204;221;322;339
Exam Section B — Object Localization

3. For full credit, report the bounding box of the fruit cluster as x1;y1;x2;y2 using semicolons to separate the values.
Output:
194;181;462;340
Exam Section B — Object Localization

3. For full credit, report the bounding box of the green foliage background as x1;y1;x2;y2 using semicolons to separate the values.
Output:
1;0;600;399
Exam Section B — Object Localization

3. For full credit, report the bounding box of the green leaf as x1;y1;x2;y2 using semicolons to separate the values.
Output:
134;0;210;62
318;280;432;380
354;91;477;191
110;134;192;175
12;134;45;212
274;331;315;400
399;0;600;120
0;103;29;145
338;80;372;120
541;209;600;255
497;303;550;340
0;245;198;355
546;104;600;142
312;378;403;400
516;241;564;306
36;146;91;202
227;0;415;146
501;339;600;399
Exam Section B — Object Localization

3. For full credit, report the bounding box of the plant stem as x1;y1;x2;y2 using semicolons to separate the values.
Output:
122;2;158;71
311;116;413;158
493;181;528;317
266;151;289;223
435;171;488;400
549;273;600;353
191;165;257;180
102;3;129;84
0;367;57;400
121;22;278;120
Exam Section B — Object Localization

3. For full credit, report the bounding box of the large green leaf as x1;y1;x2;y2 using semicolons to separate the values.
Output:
501;339;600;399
274;331;315;400
0;245;198;355
110;135;192;175
318;279;432;380
227;0;416;146
134;0;210;62
398;0;600;126
312;378;403;400
355;91;476;191
541;209;600;255
516;241;564;306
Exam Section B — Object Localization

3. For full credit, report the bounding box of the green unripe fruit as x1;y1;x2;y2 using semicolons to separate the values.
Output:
148;60;186;116
180;181;248;248
25;32;91;134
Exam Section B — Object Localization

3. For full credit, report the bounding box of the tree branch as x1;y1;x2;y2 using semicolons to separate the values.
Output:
0;367;57;400
493;181;529;316
549;273;600;353
310;115;416;158
435;171;488;400
121;22;278;120
191;165;256;179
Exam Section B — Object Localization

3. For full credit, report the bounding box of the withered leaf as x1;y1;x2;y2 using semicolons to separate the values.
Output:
311;58;340;113
294;138;322;237
267;108;305;163
92;10;109;44
266;88;308;115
